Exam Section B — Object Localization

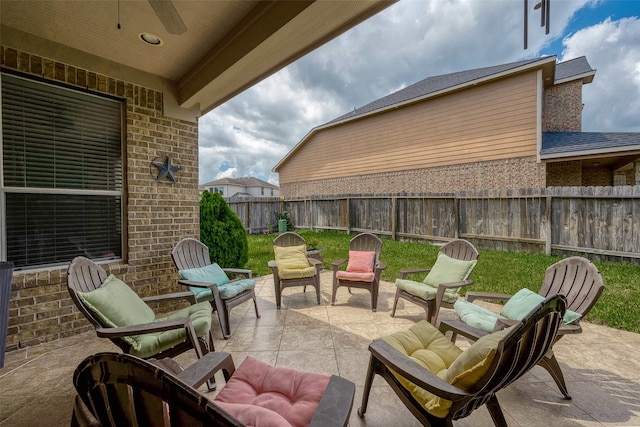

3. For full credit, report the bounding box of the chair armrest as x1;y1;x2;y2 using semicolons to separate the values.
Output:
398;268;430;279
492;318;519;332
368;339;471;401
465;291;513;303
175;351;236;389
222;268;252;279
177;279;219;289
375;261;387;271
267;260;277;268
309;375;356;427
142;291;194;304
95;318;193;338
558;323;582;336
438;279;473;290
309;258;322;266
332;259;347;271
438;319;489;341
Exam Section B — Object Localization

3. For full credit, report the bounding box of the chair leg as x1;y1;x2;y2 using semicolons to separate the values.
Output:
314;276;321;304
538;353;572;399
220;302;232;340
252;291;260;318
210;296;230;339
371;281;379;312
485;394;508;427
274;280;283;309
357;355;377;418
331;275;338;306
390;288;400;317
426;299;437;325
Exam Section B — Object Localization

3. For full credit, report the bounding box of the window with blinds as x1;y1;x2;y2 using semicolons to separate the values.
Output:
1;73;124;269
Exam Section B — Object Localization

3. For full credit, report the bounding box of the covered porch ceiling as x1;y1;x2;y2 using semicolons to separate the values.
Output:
0;0;395;116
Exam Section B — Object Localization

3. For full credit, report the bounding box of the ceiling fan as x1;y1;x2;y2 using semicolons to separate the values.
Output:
147;0;187;35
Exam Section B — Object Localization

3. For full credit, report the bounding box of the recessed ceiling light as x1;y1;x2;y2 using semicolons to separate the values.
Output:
139;33;163;46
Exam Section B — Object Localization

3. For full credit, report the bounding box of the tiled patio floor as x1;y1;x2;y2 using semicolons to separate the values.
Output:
1;270;639;426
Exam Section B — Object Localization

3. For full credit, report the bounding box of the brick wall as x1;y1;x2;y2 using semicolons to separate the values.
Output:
1;46;200;351
546;161;582;187
543;81;583;132
281;156;546;198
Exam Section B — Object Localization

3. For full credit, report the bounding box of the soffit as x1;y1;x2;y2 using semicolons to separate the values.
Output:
0;0;395;115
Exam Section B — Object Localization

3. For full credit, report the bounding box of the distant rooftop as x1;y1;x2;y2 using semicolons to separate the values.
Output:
200;176;278;189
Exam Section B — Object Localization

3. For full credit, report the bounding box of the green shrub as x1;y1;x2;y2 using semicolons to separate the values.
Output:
200;191;248;268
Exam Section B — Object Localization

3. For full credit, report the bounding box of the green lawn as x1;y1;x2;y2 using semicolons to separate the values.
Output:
246;230;640;334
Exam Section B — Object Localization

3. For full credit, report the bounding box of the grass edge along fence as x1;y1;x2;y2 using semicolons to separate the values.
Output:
229;186;640;264
244;231;640;334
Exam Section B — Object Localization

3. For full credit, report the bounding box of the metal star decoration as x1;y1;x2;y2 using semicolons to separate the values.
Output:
152;156;181;182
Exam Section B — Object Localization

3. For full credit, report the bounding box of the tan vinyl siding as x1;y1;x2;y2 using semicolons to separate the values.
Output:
279;71;538;184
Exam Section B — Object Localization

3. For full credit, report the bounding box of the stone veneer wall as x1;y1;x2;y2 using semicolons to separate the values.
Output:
543;81;583;132
281;156;546;198
1;46;200;351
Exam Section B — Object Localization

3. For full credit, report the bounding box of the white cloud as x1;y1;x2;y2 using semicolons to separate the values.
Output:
198;0;638;184
561;17;640;131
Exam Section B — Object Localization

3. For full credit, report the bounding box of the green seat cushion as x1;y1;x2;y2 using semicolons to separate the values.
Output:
128;302;212;359
395;279;459;304
179;263;231;299
423;252;477;288
77;274;155;328
454;299;503;333
193;278;256;302
381;320;509;418
501;288;581;324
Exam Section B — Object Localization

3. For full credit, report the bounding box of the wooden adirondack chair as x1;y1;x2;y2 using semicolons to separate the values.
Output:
438;256;605;399
331;233;386;311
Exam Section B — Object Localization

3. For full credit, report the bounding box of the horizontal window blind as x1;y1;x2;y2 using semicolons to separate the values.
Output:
2;73;123;269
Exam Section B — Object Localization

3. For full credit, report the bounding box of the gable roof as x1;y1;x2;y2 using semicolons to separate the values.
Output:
274;55;583;172
554;56;596;84
326;57;555;126
541;132;640;159
200;177;278;189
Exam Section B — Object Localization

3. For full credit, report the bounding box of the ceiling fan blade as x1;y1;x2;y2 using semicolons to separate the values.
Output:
147;0;187;35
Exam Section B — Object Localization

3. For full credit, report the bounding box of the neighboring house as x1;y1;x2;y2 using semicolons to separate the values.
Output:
274;56;640;198
199;177;279;198
0;1;394;351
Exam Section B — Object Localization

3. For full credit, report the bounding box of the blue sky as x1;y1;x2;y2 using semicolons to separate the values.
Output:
199;0;640;185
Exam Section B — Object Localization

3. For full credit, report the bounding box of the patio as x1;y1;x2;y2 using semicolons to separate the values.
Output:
1;271;639;426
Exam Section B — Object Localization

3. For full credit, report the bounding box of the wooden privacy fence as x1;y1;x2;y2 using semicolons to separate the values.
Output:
227;186;640;260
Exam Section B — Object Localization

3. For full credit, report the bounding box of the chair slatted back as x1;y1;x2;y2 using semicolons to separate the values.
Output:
273;231;307;248
440;239;479;262
172;238;212;270
73;352;242;427
453;294;565;420
350;233;383;266
539;256;604;316
67;257;110;330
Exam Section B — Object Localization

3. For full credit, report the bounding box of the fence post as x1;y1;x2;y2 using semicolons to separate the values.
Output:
391;196;397;240
545;194;552;255
454;195;460;239
346;198;351;234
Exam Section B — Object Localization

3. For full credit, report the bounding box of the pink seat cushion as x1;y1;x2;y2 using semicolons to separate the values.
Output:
214;356;330;427
336;270;375;282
